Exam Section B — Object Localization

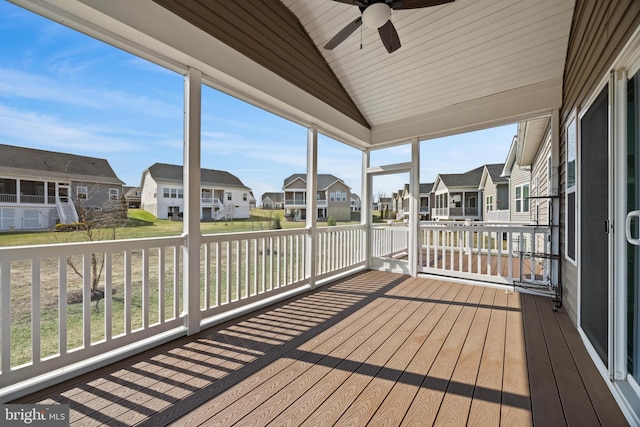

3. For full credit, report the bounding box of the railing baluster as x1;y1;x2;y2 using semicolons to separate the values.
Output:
105;252;113;340
124;250;132;336
59;259;67;356
235;240;240;301
157;248;165;323
1;261;10;373
142;248;149;330
204;243;211;309
173;246;180;318
32;259;41;366
83;252;91;347
253;239;258;296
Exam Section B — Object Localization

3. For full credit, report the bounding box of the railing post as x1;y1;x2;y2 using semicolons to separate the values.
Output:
306;125;318;288
183;67;202;335
409;139;420;276
363;149;372;269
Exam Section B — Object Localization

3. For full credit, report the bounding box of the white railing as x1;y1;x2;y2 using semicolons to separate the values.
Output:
432;207;481;218
0;194;17;203
0;224;370;401
200;228;308;319
316;224;365;279
19;195;46;204
485;209;510;222
0;236;185;393
419;221;551;285
371;224;409;259
201;197;222;205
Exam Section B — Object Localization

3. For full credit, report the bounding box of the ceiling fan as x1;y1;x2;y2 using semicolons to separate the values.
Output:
324;0;455;53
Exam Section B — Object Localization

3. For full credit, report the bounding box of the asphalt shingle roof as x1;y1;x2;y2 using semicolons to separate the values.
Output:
146;163;248;188
261;192;284;202
484;163;508;184
420;182;434;193
438;165;485;188
0;143;123;184
282;173;348;190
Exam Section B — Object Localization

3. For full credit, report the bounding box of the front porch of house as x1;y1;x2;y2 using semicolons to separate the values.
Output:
13;271;626;426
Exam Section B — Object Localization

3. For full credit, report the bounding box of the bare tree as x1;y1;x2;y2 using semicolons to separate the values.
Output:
57;186;127;310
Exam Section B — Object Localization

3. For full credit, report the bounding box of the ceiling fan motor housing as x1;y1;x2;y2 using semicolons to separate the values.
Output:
361;2;391;28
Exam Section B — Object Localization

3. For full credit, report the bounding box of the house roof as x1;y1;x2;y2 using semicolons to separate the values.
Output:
261;192;284;203
144;163;249;189
123;186;141;198
485;164;509;184
0;143;123;185
420;183;434;193
479;163;508;189
436;165;486;189
283;174;350;190
21;0;575;149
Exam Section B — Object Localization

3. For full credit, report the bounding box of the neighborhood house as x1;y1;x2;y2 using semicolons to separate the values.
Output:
283;173;351;221
0;143;124;230
140;163;251;220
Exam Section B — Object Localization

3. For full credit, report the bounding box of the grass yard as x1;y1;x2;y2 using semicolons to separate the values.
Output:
0;208;322;247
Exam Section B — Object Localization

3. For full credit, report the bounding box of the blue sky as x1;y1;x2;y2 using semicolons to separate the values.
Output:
0;1;515;201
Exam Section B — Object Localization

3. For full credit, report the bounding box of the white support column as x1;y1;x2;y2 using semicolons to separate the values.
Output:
183;67;202;335
306;125;318;288
362;149;372;269
409;139;420;276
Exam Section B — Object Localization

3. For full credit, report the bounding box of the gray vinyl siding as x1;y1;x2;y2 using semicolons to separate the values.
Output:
71;182;122;208
531;132;552;226
483;180;498;216
559;0;640;325
327;181;351;221
509;166;531;223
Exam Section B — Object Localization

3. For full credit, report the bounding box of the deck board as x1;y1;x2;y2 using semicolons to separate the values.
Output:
12;270;628;426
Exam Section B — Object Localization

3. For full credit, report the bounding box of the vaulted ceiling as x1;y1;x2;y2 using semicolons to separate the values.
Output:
11;0;575;150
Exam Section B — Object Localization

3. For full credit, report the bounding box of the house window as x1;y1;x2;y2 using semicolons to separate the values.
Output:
109;188;119;201
77;186;87;200
468;196;476;208
243;193;247;201
226;192;232;201
515;184;529;213
341;192;347;202
330;192;335;202
177;189;183;199
486;195;493;212
163;188;170;198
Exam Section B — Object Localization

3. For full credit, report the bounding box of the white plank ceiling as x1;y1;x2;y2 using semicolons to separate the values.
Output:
282;0;574;145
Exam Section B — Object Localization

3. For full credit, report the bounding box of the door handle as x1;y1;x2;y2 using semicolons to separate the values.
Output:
626;210;640;246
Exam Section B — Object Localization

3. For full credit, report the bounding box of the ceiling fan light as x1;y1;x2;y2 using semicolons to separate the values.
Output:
362;3;391;29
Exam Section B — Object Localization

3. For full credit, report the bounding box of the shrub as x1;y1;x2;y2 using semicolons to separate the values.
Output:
273;215;282;229
327;216;337;226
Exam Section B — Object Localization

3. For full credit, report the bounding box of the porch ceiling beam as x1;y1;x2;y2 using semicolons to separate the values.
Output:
370;78;563;147
366;162;412;175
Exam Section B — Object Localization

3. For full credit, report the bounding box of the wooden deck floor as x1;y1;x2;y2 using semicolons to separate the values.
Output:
14;271;627;426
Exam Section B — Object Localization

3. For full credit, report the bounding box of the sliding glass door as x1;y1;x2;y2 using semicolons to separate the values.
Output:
627;70;640;386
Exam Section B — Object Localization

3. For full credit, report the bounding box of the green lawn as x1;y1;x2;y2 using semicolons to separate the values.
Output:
0;208;326;247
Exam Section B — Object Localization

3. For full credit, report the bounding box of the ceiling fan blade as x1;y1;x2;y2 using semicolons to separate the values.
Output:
324;16;363;50
391;0;455;10
378;20;401;53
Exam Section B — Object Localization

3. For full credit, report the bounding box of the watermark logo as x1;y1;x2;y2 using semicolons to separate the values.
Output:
1;405;69;426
